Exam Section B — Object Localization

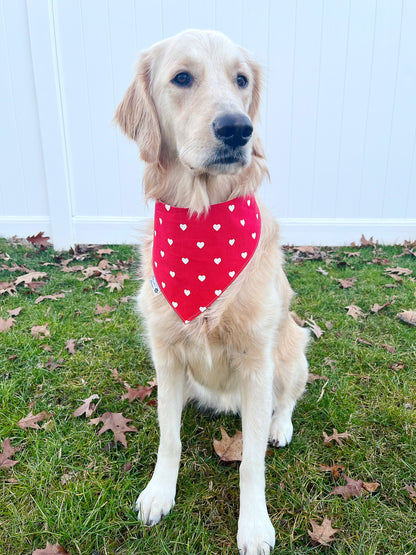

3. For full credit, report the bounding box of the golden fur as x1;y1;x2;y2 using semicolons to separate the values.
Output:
114;29;309;555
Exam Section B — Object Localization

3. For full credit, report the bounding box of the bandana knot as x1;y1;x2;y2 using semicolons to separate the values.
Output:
152;195;261;323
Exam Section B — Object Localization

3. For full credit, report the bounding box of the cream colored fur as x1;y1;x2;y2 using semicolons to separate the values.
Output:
114;29;309;555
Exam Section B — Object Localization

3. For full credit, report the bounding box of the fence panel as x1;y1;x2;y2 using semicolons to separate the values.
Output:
0;0;415;247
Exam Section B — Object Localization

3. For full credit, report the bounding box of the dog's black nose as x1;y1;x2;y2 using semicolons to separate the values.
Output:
212;114;253;147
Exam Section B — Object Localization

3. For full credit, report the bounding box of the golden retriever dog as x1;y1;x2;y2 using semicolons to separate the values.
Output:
114;29;309;555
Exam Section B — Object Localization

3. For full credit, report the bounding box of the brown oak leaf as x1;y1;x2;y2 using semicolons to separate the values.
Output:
122;385;154;403
44;357;63;371
89;412;138;447
371;302;390;313
331;475;364;499
0;438;19;469
31;324;51;338
360;234;377;247
405;484;416;504
94;303;116;315
97;248;114;257
35;293;65;304
7;306;23;317
15;271;47;286
72;395;100;418
337;277;357;289
307;373;328;384
323;428;352;446
345;304;364;320
381;343;396;354
385;266;412;277
305;317;324;339
32;541;70;555
26;232;51;249
0;317;14;333
213;427;243;462
308;516;340;547
319;464;345;480
0;281;17;295
65;339;76;355
17;411;52;430
363;481;380;493
398;310;416;326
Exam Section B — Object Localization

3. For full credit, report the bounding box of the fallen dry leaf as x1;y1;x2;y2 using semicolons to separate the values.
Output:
31;324;51;338
332;475;379;499
94;303;116;315
44;357;63;371
381;343;396;354
0;317;14;333
97;248;114;257
26;232;51;249
363;481;380;493
0;438;19;469
32;541;70;555
357;337;373;347
0;281;17;296
332;475;364;499
35;293;65;304
345;304;364;320
319;464;345;480
89;412;138;447
308;373;328;384
405;484;416;504
323;428;352;446
385;266;412;277
15;271;47;286
360;234;377;247
72;395;100;418
65;339;76;355
397;310;416;326
7;306;23;317
308;516;340;547
122;385;154;403
213;427;243;462
371;302;390;313
17;411;52;430
388;362;406;371
305;317;324;339
337;277;357;289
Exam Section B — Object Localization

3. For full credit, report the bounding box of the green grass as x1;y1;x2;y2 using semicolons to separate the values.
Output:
0;237;415;554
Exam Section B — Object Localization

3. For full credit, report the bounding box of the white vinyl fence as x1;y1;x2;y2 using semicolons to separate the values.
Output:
1;0;415;249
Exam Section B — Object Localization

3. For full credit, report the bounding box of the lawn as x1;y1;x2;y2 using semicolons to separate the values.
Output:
0;236;415;554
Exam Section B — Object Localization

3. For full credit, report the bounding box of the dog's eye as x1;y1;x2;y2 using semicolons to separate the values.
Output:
172;72;193;87
236;74;248;89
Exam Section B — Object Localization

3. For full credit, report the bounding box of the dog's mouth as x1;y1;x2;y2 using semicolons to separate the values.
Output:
204;147;249;173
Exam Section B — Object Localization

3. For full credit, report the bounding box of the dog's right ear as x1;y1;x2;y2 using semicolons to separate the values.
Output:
113;53;161;164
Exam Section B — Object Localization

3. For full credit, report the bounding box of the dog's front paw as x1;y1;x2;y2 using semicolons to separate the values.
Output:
135;480;176;525
237;512;275;555
269;413;293;448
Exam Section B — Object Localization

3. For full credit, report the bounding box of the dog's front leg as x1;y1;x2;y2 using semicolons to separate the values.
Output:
237;354;275;555
136;349;185;526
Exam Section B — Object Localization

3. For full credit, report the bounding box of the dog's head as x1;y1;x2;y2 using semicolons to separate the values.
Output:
114;30;263;178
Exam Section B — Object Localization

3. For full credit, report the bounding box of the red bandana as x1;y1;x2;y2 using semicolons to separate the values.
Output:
152;195;261;323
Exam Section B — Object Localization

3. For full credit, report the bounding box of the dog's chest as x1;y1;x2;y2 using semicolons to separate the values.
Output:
183;329;239;392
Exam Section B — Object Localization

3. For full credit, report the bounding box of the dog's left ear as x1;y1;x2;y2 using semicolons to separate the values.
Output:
113;52;161;164
248;57;263;122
